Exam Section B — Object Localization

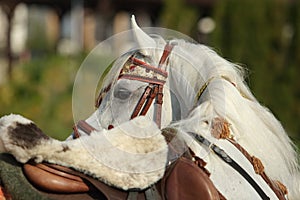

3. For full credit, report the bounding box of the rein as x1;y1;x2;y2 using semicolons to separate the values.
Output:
189;132;271;200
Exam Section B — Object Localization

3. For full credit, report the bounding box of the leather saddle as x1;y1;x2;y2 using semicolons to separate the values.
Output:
23;156;221;200
23;128;221;200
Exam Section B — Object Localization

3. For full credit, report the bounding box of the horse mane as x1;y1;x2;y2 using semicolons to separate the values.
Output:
168;39;300;198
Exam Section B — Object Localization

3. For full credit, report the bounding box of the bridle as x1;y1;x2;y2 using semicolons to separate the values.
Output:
96;43;175;129
120;43;175;128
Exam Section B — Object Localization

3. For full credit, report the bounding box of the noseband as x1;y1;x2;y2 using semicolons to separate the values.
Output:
118;43;175;128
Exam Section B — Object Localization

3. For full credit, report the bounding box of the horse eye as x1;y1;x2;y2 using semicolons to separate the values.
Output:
114;88;131;100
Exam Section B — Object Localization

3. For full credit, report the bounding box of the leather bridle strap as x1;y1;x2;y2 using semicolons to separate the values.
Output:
140;85;159;116
154;84;164;128
227;138;287;200
127;43;176;128
73;120;97;138
189;132;270;200
131;85;155;119
158;43;175;69
130;83;162;127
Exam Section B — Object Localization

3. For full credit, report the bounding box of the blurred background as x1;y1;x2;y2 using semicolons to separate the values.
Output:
0;0;299;150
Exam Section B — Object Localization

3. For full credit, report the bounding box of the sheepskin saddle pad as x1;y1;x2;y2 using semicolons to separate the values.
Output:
0;114;168;191
0;114;221;200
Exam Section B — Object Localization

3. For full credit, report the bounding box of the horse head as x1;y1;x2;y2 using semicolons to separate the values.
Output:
84;17;178;133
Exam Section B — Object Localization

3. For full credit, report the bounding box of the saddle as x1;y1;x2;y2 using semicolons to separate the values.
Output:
23;156;220;200
22;126;221;200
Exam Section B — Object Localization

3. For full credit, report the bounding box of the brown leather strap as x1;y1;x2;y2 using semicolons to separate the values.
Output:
140;85;159;116
95;84;112;108
130;56;168;77
155;84;164;129
120;74;166;85
209;117;287;199
72;125;80;139
227;138;287;200
131;86;153;119
158;43;175;70
73;120;97;138
77;120;97;134
130;83;164;128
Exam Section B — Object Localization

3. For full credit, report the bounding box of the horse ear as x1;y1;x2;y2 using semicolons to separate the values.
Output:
131;15;156;55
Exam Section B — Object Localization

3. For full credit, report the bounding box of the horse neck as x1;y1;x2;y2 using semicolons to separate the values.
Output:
168;41;299;191
202;78;300;195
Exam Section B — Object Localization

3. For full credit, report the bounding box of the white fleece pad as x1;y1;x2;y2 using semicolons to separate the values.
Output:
0;114;168;190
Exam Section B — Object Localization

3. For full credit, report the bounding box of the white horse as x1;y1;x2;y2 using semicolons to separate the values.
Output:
0;16;299;199
123;17;300;199
64;16;300;199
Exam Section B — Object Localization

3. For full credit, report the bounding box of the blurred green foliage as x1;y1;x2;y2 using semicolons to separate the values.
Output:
0;55;82;140
211;0;300;147
160;0;198;36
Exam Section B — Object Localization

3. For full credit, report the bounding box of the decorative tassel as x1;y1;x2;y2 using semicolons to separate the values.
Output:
251;156;264;174
274;180;288;195
211;117;231;139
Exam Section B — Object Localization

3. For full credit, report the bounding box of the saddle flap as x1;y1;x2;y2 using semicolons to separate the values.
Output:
164;157;220;200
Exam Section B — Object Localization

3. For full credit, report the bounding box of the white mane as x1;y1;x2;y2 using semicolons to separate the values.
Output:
167;39;300;198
